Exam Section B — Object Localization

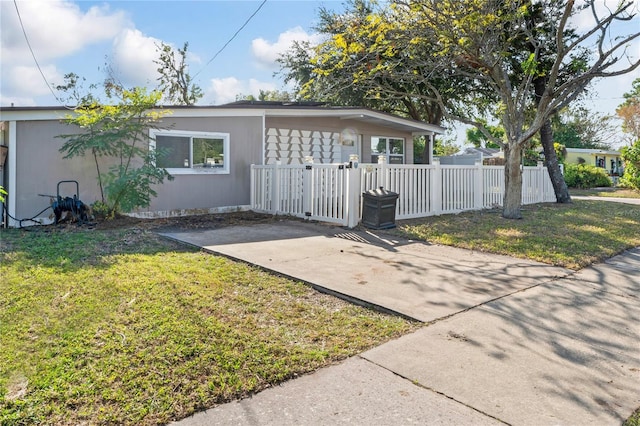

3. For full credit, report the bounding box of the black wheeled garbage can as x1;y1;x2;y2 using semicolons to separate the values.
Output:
361;187;399;229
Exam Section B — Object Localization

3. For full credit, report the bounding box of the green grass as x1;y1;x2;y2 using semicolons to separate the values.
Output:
394;200;640;270
625;407;640;426
569;187;640;198
3;199;640;424
0;227;417;425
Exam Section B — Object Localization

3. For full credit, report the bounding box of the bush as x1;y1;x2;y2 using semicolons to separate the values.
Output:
619;140;640;191
564;163;612;189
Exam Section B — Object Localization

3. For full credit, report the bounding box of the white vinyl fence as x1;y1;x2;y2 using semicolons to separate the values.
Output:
251;160;557;227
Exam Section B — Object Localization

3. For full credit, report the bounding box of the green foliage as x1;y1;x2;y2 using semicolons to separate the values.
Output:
413;136;459;163
90;200;113;220
102;150;172;213
553;142;567;164
238;89;292;102
465;120;504;148
564;163;612;189
58;86;173;216
619;140;640;190
155;42;203;105
552;107;615;150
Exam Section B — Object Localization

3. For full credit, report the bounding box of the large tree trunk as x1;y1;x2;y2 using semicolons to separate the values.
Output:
503;145;523;219
539;118;572;203
534;77;572;203
422;135;432;164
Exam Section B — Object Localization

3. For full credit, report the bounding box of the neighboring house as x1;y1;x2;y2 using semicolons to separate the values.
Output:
0;101;444;227
437;146;503;165
564;148;622;175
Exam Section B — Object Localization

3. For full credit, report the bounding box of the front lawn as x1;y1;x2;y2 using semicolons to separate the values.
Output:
0;227;417;425
395;199;640;270
569;187;640;198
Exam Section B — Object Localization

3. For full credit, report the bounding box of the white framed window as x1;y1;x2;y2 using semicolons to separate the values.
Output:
150;129;230;174
371;136;404;164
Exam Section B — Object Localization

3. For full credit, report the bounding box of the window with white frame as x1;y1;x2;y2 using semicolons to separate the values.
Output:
150;130;230;174
371;137;404;164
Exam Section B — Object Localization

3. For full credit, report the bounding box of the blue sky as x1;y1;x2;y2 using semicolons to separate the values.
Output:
1;0;342;106
1;0;639;143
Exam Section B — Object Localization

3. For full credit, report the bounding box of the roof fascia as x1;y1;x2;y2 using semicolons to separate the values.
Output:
266;107;446;135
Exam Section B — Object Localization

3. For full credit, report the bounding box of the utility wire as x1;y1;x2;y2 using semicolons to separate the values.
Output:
13;0;68;107
192;0;268;79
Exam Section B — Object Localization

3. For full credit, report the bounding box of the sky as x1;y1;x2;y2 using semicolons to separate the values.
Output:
1;0;639;144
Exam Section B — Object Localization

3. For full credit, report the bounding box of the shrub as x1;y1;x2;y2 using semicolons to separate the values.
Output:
564;163;612;188
619;140;640;191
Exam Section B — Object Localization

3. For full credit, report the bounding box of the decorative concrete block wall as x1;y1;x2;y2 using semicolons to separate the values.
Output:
265;128;340;164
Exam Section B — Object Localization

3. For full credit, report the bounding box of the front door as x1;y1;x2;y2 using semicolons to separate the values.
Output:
341;134;361;163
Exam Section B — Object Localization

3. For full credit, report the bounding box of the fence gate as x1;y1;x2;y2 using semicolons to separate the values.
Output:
251;163;355;226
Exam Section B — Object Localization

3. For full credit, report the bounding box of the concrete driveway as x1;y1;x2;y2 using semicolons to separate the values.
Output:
161;220;571;323
162;220;640;425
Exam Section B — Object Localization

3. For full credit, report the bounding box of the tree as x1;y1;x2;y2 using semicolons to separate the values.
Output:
277;0;486;163
155;42;203;105
619;140;640;190
236;89;292;102
618;79;640;190
616;78;640;146
466;120;504;148
352;0;639;218
552;107;616;149
58;85;173;216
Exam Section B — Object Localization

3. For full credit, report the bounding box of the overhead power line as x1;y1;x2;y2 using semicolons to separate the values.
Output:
13;0;67;107
193;0;268;79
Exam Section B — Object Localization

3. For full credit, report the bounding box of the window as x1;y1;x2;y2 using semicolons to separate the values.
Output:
150;130;230;174
371;137;404;164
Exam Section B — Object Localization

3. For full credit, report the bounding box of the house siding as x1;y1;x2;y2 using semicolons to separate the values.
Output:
2;105;438;226
9;116;263;222
265;117;415;165
13;120;101;221
143;116;263;213
564;148;622;174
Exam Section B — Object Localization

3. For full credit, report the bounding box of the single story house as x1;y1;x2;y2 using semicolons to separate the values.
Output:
0;101;444;227
437;147;503;166
564;147;622;175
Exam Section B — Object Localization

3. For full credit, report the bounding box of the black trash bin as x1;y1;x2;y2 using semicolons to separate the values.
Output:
361;187;399;229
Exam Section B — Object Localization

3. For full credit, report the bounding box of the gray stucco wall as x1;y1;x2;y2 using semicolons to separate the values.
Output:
143;116;263;214
11;115;263;222
14;120;99;222
9;112;416;223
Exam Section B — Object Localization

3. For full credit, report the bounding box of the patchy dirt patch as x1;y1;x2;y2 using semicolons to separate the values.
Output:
66;210;283;232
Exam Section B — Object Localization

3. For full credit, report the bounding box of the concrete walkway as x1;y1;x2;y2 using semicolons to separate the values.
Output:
162;221;640;425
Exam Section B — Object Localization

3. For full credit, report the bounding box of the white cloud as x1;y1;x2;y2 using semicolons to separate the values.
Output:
251;26;324;68
0;0;129;62
7;64;64;97
205;77;276;105
0;0;129;105
0;94;38;107
110;29;162;88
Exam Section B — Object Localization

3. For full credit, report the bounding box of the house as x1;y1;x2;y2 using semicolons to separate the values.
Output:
437;146;503;165
0;101;444;227
564;147;622;175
